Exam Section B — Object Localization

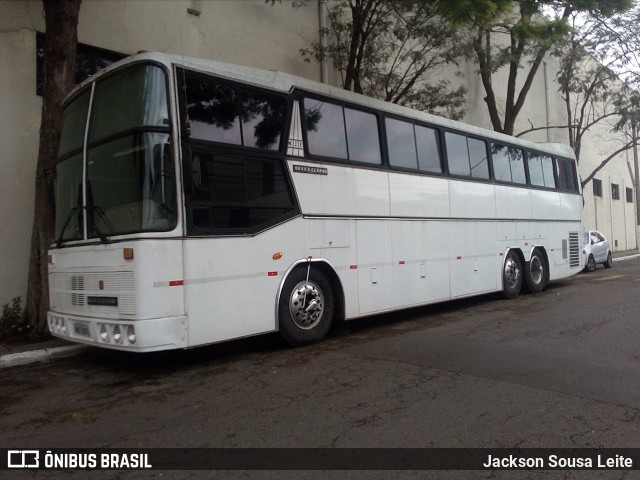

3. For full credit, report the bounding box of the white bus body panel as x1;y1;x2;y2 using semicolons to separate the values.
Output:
180;226;306;346
288;159;582;315
48;240;187;351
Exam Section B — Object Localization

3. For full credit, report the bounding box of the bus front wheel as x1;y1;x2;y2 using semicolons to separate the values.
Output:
278;266;334;346
503;251;523;299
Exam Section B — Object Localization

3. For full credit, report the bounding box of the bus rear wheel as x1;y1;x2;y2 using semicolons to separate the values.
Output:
524;249;547;293
502;251;523;299
278;266;334;346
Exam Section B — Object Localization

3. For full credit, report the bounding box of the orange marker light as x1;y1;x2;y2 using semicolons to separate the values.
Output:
123;248;134;260
272;252;283;260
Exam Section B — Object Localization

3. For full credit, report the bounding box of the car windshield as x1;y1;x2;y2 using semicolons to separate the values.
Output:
55;64;176;242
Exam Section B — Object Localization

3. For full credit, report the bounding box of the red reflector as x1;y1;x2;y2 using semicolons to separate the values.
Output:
268;271;278;277
456;256;462;260
169;280;184;287
399;261;405;265
350;265;358;270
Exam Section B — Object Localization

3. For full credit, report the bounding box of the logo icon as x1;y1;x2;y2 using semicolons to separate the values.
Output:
7;450;39;468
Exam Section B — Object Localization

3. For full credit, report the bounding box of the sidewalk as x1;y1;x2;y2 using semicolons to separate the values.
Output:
0;336;89;368
2;249;639;369
613;248;640;260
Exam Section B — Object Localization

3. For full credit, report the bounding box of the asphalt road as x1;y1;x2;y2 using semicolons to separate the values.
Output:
2;258;640;480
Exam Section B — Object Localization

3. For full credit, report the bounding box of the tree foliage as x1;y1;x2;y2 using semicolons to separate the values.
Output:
300;0;467;119
461;0;633;135
551;2;640;187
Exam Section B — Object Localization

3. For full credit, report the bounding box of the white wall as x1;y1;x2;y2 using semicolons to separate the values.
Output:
0;28;41;306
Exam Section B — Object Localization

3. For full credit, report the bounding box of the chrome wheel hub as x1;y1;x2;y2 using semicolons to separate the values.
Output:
289;281;324;330
504;257;520;288
530;256;544;284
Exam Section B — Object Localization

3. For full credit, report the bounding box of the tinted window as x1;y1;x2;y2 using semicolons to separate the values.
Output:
556;157;578;192
387;118;417;169
304;99;347;159
445;133;488;179
344;108;380;164
445;132;471;176
304;98;381;164
491;144;526;184
181;69;286;151
468;138;489;179
90;65;169;142
187;81;241;145
54;154;84;242
528;153;556;188
87;133;177;237
415;125;441;173
59;90;91;157
187;152;296;235
387;119;441;173
241;92;286;149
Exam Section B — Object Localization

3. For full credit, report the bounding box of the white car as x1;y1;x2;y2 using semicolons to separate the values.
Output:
583;230;613;272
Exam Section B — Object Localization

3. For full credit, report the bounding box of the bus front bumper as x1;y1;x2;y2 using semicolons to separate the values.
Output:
47;312;188;352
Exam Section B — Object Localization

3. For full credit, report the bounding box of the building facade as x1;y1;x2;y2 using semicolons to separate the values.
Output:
0;0;636;307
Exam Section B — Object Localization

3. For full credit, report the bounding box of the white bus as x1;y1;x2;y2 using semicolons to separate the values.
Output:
48;52;582;351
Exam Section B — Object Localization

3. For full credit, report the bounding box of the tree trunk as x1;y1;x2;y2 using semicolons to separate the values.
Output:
24;0;81;333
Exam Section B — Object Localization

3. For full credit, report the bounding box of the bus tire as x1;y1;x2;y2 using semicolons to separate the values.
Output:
524;248;547;293
502;250;523;299
278;266;334;347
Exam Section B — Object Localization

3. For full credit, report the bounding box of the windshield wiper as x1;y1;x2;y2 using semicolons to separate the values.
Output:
56;207;79;247
89;206;114;244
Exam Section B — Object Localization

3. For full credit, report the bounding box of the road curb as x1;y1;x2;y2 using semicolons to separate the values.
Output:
0;344;89;369
614;253;640;262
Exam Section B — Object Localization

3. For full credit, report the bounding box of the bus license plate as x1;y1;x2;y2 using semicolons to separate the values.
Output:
73;322;90;337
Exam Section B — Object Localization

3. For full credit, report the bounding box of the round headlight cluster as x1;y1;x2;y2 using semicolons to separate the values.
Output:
49;316;67;335
97;323;136;345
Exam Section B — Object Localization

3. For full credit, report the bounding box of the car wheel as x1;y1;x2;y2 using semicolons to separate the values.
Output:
603;251;613;269
278;266;334;346
585;255;596;272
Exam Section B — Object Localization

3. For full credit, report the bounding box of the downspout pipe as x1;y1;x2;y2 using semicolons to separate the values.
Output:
318;0;329;84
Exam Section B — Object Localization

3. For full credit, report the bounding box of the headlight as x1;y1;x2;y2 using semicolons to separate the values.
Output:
99;324;109;342
126;325;136;344
113;325;123;344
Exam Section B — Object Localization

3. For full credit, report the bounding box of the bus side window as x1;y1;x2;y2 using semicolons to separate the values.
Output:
415;125;442;173
387;117;418;169
303;97;380;165
556;157;579;192
344;107;381;164
491;143;526;184
386;119;442;173
445;132;489;179
304;99;348;159
528;152;556;188
445;132;471;176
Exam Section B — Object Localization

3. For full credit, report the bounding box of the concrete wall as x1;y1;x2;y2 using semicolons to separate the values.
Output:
0;27;41;309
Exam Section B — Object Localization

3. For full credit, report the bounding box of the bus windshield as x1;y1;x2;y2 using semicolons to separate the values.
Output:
55;63;176;242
